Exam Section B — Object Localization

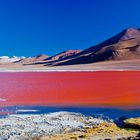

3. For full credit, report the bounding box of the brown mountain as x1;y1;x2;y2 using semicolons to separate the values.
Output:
46;50;81;61
37;50;82;66
56;28;140;65
15;54;49;65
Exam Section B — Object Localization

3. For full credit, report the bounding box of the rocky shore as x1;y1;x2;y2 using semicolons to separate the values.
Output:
40;121;140;140
0;112;139;140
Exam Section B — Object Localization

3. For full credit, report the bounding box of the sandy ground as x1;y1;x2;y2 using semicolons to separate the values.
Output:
0;60;140;71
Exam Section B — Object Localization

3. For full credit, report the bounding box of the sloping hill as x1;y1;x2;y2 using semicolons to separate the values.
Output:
35;50;82;66
15;54;49;65
56;28;140;65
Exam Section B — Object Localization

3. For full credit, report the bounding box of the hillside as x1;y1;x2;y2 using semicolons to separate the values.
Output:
55;28;140;65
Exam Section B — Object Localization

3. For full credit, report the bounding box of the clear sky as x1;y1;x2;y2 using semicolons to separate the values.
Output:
0;0;140;57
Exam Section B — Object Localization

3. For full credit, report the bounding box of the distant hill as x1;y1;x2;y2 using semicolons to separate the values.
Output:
0;56;25;64
14;50;81;65
15;54;49;65
32;50;82;66
46;50;81;61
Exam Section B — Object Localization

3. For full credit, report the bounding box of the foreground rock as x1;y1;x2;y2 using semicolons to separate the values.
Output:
40;122;139;140
0;112;105;140
123;117;140;129
0;112;139;140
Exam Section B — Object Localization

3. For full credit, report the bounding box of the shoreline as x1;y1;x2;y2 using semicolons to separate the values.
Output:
0;111;139;140
0;59;140;72
1;106;140;119
0;69;140;72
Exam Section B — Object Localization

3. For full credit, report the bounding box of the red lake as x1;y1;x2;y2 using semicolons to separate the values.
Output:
0;71;140;108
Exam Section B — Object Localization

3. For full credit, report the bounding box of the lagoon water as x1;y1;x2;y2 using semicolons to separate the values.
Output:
0;106;140;120
0;71;140;119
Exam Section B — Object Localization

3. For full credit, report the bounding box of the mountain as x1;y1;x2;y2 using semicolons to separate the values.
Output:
1;50;81;65
46;50;81;61
0;56;25;64
35;50;82;66
55;28;140;65
15;54;49;65
1;28;140;67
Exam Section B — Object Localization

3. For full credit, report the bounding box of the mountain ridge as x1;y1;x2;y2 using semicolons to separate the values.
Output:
54;27;140;65
1;27;140;66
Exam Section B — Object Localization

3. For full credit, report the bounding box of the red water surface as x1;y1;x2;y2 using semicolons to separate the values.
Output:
0;71;140;107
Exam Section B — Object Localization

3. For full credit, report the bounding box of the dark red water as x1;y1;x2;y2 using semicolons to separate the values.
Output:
0;71;140;108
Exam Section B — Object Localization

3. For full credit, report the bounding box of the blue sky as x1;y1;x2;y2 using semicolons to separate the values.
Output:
0;0;140;56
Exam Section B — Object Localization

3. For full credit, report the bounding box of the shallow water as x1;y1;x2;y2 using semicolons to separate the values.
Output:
0;106;140;120
0;71;140;107
0;71;140;119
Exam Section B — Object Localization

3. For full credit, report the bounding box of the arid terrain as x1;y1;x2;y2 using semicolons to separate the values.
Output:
1;28;140;71
0;59;140;71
